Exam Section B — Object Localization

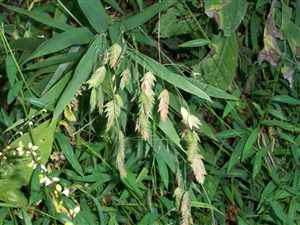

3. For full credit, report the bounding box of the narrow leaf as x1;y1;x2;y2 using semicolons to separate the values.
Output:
0;3;72;31
53;36;106;119
78;0;110;33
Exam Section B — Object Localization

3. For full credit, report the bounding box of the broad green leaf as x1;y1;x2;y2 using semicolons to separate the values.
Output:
0;120;56;206
156;144;176;173
192;34;238;90
0;3;72;31
27;71;72;111
138;212;159;225
120;0;177;32
154;3;195;38
77;0;110;33
216;129;246;139
227;137;245;172
237;217;250;225
5;55;17;86
191;201;224;215
25;52;80;71
121;171;144;198
189;78;239;100
204;0;248;36
53;36;106;119
10;38;44;52
64;169;111;183
0;208;9;224
270;201;289;223
242;127;259;161
156;155;169;189
288;198;297;223
104;0;124;14
7;80;22;104
261;120;300;132
158;119;182;149
56;133;84;176
179;39;210;48
42;47;81;94
0;180;28;207
271;95;300;105
21;209;33;225
129;49;212;102
26;28;93;61
282;21;300;57
252;148;266;178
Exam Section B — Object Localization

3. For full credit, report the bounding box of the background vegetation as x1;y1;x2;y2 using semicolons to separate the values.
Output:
0;0;300;224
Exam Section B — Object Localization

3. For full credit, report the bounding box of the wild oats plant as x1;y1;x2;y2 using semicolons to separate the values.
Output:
158;89;169;122
136;71;156;140
104;94;123;131
117;131;127;178
1;0;299;224
184;130;207;184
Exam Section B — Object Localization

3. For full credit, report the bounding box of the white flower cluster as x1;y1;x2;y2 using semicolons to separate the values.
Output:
38;168;71;197
1;141;41;170
38;164;80;219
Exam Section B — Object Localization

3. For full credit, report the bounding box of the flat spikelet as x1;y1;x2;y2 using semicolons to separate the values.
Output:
105;94;123;131
96;86;104;114
141;72;156;96
174;187;184;209
158;89;169;122
87;66;106;89
120;68;131;90
181;107;201;130
117;131;127;178
180;192;193;225
190;153;206;184
136;72;156;140
184;130;207;184
89;88;97;112
109;43;122;69
136;111;150;140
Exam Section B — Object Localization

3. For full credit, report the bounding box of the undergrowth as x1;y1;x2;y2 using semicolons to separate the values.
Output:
0;0;300;224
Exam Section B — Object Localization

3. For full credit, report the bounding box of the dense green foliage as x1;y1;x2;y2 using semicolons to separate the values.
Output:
0;0;300;224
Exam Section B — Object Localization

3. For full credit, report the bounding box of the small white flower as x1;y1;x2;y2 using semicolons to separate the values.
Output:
39;175;46;183
62;188;70;197
32;145;39;151
64;221;74;225
51;177;60;182
18;141;24;147
180;107;201;130
39;175;52;186
56;184;62;192
17;149;24;156
45;178;52;186
28;160;37;168
28;121;33;127
73;206;80;215
28;142;33;149
41;165;47;172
